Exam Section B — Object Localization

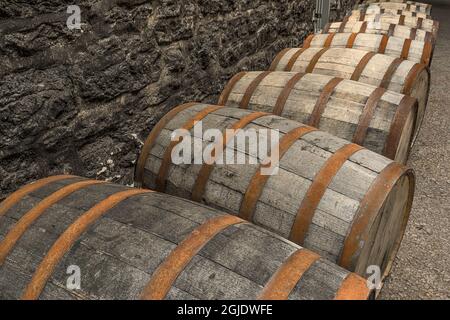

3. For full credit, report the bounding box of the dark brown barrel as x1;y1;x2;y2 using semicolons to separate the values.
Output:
218;71;418;163
303;33;433;66
135;103;415;279
346;13;439;38
323;21;436;43
269;47;430;143
0;176;370;300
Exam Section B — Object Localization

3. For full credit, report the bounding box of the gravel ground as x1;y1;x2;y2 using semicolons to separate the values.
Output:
379;0;450;300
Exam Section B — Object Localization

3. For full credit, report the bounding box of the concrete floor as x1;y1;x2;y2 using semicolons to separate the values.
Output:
380;0;450;300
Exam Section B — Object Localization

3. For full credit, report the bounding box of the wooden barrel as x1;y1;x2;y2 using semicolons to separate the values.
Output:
218;71;418;163
0;176;371;300
323;21;435;43
346;13;439;38
356;2;432;15
359;0;432;15
269;47;430;142
303;32;433;65
134;103;415;279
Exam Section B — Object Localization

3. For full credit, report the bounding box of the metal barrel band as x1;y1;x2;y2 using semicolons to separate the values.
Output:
338;162;411;271
350;52;376;82
308;77;344;127
324;33;336;48
258;249;321;300
0;175;77;218
305;48;329;73
273;73;306;116
402;63;428;95
399;15;406;26
378;35;389;54
322;23;331;34
421;41;433;65
346;33;358;48
21;188;152;300
401;39;413;59
191;112;270;203
383;96;418;160
285;48;307;72
289;143;364;245
140;215;245;300
155;105;224;192
359;21;368;33
334;273;371;300
387;24;396;37
134;102;199;188
239;126;317;222
218;72;247;106
338;17;349;33
0;179;106;266
353;87;387;146
269;48;292;71
417;17;423;29
302;34;315;49
380;58;404;89
240;71;272;109
410;28;418;40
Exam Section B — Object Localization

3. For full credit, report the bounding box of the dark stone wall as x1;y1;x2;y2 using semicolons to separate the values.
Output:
0;0;355;199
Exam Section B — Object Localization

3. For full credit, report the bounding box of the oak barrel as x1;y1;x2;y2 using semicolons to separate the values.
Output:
352;8;430;19
358;1;432;15
0;176;370;300
346;13;439;38
323;21;435;43
134;103;415;279
303;32;433;65
355;2;432;15
218;71;418;163
269;47;430;142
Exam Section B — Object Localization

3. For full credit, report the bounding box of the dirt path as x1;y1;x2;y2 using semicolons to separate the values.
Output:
380;0;450;300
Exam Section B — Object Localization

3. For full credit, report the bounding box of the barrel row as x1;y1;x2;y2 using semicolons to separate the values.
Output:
352;8;430;19
135;103;415;280
357;0;432;15
218;71;417;163
303;32;433;65
0;176;370;300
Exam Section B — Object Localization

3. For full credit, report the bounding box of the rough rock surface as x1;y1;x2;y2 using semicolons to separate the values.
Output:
0;0;355;199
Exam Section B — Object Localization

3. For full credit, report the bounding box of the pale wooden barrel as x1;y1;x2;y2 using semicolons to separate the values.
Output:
346;13;439;38
269;47;430;142
134;103;415;279
0;176;371;300
303;32;433;65
323;21;435;43
356;2;432;15
218;71;418;163
359;0;432;14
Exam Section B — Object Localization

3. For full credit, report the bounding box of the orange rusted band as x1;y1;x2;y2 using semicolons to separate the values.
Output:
258;249;321;300
351;52;376;81
155;105;224;192
302;34;315;49
289;144;364;245
218;72;247;106
0;175;77;218
140;215;244;300
399;15;405;26
308;77;343;127
135;102;198;188
0;179;105;266
339;162;413;270
387;24;396;37
191;112;269;203
424;31;433;43
338;17;349;33
240;71;271;109
417;17;423;29
383;96;417;160
324;33;336;48
410;28;418;40
353;87;386;146
285;48;307;71
359;21;368;33
380;58;404;89
305;48;329;73
401;39;413;59
402;63;428;95
421;41;433;65
334;273;371;300
346;33;358;48
378;35;389;54
269;48;292;71
239;126;317;222
273;73;306;116
21;188;152;300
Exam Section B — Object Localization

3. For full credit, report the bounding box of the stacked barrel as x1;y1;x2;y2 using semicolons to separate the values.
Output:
0;1;438;300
